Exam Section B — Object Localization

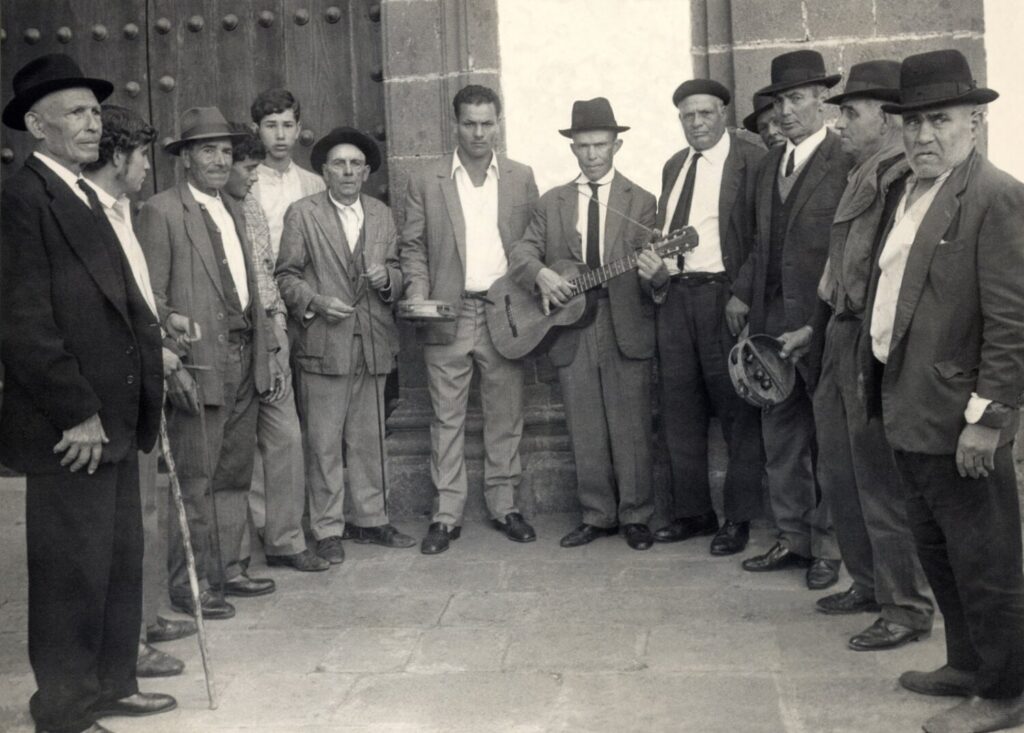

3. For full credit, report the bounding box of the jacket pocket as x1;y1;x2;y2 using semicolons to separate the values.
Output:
933;360;979;380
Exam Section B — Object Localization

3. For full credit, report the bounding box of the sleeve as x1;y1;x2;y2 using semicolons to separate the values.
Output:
634;192;659;298
274;203;319;325
398;174;431;300
137;199;177;326
508;196;551;291
378;206;402;304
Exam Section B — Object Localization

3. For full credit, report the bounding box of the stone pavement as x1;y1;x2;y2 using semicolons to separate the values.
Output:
0;476;1020;733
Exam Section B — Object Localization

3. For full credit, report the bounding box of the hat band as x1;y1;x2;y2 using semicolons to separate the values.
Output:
775;68;826;84
903;80;977;103
178;121;234;141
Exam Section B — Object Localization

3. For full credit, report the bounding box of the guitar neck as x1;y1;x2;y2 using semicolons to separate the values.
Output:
569;252;642;294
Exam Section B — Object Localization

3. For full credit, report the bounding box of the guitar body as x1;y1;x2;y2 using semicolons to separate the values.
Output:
486;260;591;360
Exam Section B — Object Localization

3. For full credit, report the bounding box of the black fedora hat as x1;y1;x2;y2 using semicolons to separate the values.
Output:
165;107;248;156
826;60;901;105
755;50;841;97
559;97;630;138
310;126;381;174
742;93;775;134
3;54;113;131
880;49;998;114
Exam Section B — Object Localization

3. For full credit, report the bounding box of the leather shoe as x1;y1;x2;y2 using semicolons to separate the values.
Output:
421;522;461;555
848;617;928;651
43;724;115;733
709;520;750;556
816;585;881;615
492;512;537;543
316;536;346;564
923;695;1024;733
901;666;979;698
145;615;196;643
623;523;654;551
654;511;719;543
559;523;618;548
353;524;417;548
137;641;184;677
222;573;276;597
266;547;331;571
169;589;235;620
806;558;841;590
90;692;177;718
741;542;812;572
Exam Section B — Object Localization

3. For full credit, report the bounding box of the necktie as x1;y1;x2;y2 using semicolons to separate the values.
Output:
784;150;795;177
669;152;702;233
77;178;104;216
586;182;600;270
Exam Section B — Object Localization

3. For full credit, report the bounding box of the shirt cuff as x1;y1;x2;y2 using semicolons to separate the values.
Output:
964;393;993;424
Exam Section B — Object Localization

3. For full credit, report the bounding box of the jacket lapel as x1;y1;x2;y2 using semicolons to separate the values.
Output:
496;155;513;253
758;146;784;246
657;151;688;230
179;182;227;302
223;195;259;305
558;183;582;261
785;130;838;233
718;134;743;242
311;191;353;275
604;173;632;260
439;155;467;271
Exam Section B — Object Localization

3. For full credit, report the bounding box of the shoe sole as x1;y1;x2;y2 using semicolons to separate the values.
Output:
168;602;235;620
90;701;178;718
223;587;276;598
354;537;418;548
420;544;450;555
145;631;197;643
899;679;973;697
848;631;929;652
265;556;331;572
654;528;719;544
815;604;882;616
136;667;184;678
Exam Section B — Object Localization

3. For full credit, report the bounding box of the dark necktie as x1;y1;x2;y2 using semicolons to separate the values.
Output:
669;152;702;233
77;178;104;217
784;149;795;177
586;182;600;269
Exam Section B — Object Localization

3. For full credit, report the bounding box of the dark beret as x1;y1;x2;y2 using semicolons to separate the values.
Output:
672;79;731;107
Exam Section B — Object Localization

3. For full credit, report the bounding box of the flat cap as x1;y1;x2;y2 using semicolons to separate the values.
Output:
672;79;731;108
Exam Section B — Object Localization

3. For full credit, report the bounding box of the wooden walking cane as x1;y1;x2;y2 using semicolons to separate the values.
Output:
158;412;218;710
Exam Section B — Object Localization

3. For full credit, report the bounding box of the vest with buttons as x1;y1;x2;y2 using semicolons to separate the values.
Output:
199;206;252;334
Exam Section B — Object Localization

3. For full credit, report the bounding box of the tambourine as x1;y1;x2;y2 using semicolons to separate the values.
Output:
728;334;796;408
397;300;457;322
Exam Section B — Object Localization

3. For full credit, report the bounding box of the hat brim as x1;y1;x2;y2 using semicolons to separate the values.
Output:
310;128;381;174
2;76;114;131
826;86;900;105
164;130;251;156
881;87;999;114
558;125;631;138
742;104;774;134
754;73;842;99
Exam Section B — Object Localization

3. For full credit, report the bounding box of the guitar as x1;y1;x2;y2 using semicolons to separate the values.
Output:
486;227;699;360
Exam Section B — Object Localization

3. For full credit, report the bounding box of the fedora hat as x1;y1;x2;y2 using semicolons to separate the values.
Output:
755;50;841;97
2;54;113;131
310;126;381;174
164;107;248;156
880;49;998;114
742;93;775;134
826;60;901;105
559;97;630;138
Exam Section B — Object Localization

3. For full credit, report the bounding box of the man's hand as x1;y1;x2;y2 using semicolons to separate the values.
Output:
166;368;201;415
264;350;289;403
161;347;182;378
364;264;390;291
312;295;354;323
725;295;750;337
637;249;669;289
536;268;574;316
956;423;1001;479
53;413;108;474
777;326;814;362
166;313;201;348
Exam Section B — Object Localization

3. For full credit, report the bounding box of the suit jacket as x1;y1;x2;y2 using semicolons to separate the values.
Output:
276;192;402;375
656;130;765;281
508;171;658;368
861;150;1024;454
138;180;274;405
0;156;163;473
399;153;539;343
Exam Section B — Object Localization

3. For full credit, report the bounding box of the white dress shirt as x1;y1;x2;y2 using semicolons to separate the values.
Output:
575;168;616;265
780;124;828;178
255;161;317;253
329;193;364;252
33;151;90;207
660;133;730;274
189;184;250;309
452;151;506;291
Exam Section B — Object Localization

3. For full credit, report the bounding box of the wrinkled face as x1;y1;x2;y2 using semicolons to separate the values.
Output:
455;102;499;161
678;94;727;151
117;146;151;194
182;138;233;193
258;109;300;162
835;98;889;160
26;87;102;170
570;129;621;182
773;85;825;144
902;104;978;180
225;157;261;199
322;143;368;204
756;107;786;148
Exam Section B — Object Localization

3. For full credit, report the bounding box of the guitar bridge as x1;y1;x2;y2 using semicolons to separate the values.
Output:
504;294;518;337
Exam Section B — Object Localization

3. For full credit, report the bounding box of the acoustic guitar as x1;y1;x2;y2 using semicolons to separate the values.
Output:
486;227;699;360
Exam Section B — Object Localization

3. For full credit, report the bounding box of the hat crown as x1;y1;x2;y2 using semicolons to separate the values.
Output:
178;106;232;141
770;50;829;85
900;49;975;94
12;54;88;96
569;97;620;132
845;60;901;92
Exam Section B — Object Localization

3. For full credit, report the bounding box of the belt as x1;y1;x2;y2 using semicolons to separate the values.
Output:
462;290;494;304
669;271;729;286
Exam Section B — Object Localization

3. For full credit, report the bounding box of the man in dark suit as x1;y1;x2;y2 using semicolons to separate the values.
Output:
861;50;1024;733
1;54;175;733
726;50;853;589
648;79;766;556
509;98;659;551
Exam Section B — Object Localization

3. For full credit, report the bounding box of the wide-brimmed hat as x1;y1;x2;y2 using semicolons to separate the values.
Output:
559;97;629;138
755;50;841;97
880;49;998;114
164;107;248;156
310;126;381;174
2;54;113;131
742;93;775;134
826;60;901;105
672;79;731;108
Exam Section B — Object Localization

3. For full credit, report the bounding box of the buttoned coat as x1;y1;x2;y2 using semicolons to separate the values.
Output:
275;192;402;375
399;153;539;344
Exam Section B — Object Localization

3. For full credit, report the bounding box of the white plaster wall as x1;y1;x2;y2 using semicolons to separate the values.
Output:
984;0;1024;180
496;0;692;197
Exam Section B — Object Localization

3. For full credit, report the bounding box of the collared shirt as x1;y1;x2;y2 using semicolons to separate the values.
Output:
329;192;365;252
660;133;730;274
188;184;250;309
575;168;616;265
241;192;286;317
451;150;506;291
33;151;89;207
255;160;325;252
780;124;828;178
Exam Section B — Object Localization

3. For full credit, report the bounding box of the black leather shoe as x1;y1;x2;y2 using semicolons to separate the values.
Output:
741;542;812;572
806;558;841;590
493;512;537;543
137;641;184;678
146;615;197;643
899;665;979;697
90;692;177;718
654;511;719;543
848;617;928;651
222;573;276;597
559;523;618;548
816;585;881;615
709;520;750;556
354;524;417;548
623;523;654;550
421;522;461;555
266;548;331;571
316;536;346;564
169;589;235;620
